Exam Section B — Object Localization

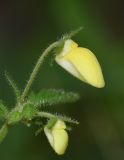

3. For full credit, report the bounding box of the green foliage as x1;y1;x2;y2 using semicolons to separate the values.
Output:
46;118;57;129
62;26;83;40
35;117;57;136
8;110;22;125
0;101;8;120
0;29;82;145
5;72;20;98
28;89;80;107
22;103;37;120
53;42;64;56
49;42;64;66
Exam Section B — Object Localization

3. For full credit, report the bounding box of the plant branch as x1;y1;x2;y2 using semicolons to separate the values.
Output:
20;41;59;102
37;111;79;124
0;124;8;143
20;27;83;103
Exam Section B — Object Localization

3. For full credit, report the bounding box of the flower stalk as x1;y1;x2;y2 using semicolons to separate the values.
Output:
20;41;59;103
19;27;84;104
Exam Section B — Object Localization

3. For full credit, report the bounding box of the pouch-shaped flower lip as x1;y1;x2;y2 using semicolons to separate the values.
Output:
55;39;105;88
44;120;68;155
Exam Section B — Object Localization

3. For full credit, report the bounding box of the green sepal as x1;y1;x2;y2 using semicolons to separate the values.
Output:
35;118;57;136
53;42;64;56
62;26;83;40
5;71;20;98
22;104;37;120
46;118;57;129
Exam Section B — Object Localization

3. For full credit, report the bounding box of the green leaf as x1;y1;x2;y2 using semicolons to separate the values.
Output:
62;26;83;40
28;89;80;107
5;71;20;98
0;101;8;120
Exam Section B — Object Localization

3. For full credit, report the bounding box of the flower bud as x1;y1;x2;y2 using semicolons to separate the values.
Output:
44;119;68;155
55;39;105;88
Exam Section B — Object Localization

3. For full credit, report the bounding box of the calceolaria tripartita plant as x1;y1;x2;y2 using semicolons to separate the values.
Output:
0;27;105;155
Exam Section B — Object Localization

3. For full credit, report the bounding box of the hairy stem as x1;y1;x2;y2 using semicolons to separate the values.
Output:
20;27;83;103
20;41;59;102
37;111;79;124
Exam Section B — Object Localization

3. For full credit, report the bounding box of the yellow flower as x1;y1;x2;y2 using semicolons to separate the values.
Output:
44;119;68;155
55;39;105;88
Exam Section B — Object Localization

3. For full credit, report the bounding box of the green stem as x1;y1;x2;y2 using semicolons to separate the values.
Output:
37;111;79;124
37;111;57;119
0;124;8;143
19;27;83;103
20;41;59;102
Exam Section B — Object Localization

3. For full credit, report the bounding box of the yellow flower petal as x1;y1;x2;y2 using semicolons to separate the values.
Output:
65;47;105;88
60;39;78;56
55;39;105;88
52;129;68;155
44;120;68;155
44;127;54;148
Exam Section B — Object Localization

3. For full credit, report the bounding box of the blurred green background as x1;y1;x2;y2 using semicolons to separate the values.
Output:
0;0;124;160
